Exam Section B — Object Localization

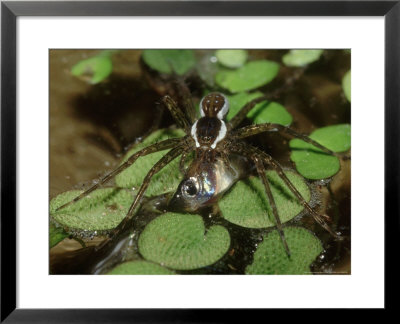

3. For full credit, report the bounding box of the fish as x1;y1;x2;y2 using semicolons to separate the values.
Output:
169;153;251;212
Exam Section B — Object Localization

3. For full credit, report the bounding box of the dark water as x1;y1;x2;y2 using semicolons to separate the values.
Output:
49;49;351;275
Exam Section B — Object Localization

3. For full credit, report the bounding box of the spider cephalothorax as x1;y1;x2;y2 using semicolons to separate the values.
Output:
57;86;346;255
200;92;229;118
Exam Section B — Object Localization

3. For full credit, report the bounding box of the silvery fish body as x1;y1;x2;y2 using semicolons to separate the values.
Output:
169;153;250;212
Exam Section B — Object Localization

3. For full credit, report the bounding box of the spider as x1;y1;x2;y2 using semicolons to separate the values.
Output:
56;88;345;256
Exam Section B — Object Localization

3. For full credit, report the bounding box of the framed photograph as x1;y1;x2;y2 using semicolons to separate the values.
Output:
1;0;398;321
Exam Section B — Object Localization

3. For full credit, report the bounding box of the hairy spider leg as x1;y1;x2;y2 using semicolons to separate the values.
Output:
252;155;291;257
109;145;185;237
57;91;192;212
230;98;349;159
179;147;192;175
233;123;345;157
159;60;197;125
171;77;198;124
143;101;165;139
161;95;192;132
228;96;271;129
243;145;341;239
55;137;185;212
220;153;237;177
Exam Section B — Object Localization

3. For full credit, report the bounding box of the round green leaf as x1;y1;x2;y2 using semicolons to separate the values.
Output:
220;170;311;229
115;128;185;196
246;227;323;274
290;148;339;180
138;212;230;270
247;100;292;126
107;261;175;275
226;92;292;126
215;49;248;68
215;60;280;93
142;49;196;75
302;124;351;153
49;224;69;248
342;70;351;102
50;188;134;231
289;124;351;180
282;49;324;67
71;54;113;84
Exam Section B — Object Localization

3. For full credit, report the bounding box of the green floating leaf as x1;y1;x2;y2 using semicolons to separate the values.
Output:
49;224;69;248
215;60;280;93
107;261;175;275
220;170;310;229
71;53;113;84
115;128;185;196
139;212;230;270
282;49;324;67
226;92;292;126
50;188;134;231
142;49;196;75
342;70;351;102
246;227;323;274
215;49;248;68
290;124;351;180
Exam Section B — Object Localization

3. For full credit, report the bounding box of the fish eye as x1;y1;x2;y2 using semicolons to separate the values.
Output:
182;179;198;197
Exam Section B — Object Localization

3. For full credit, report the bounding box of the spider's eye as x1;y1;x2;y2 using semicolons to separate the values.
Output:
182;180;198;197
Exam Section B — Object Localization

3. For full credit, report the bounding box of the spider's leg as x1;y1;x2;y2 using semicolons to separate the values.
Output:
164;61;196;123
142;101;165;140
252;154;291;256
161;95;192;132
233;123;346;158
251;146;341;238
55;137;185;212
220;153;237;177
179;147;191;175
172;77;198;124
110;145;185;236
228;96;271;129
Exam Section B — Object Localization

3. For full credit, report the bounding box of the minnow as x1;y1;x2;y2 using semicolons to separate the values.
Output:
169;154;250;212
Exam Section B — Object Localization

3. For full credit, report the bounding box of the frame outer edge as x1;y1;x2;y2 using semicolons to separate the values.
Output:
1;0;398;322
1;2;17;322
385;1;400;311
2;1;399;16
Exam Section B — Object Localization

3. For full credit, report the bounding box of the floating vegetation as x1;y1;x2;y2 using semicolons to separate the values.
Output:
107;260;176;275
50;188;134;231
282;49;324;67
215;60;280;92
138;213;231;270
220;170;311;228
215;49;248;68
226;91;292;126
246;227;323;274
142;49;196;75
290;124;351;179
115;128;186;196
342;70;351;102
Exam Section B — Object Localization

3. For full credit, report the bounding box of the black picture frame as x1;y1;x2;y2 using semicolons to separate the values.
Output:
1;0;398;321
